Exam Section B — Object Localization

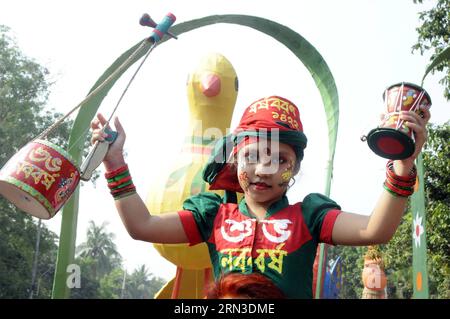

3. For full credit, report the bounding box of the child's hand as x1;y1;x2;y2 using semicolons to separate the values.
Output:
393;106;431;175
90;113;126;171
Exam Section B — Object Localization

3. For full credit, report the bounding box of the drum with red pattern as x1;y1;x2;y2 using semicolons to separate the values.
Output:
0;139;80;219
365;82;431;160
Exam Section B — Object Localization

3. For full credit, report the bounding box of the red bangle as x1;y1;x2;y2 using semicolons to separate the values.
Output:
386;174;416;188
386;160;417;183
105;165;129;179
384;180;413;197
108;175;133;189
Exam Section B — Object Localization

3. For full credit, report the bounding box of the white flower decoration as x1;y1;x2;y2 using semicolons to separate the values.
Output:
413;213;424;248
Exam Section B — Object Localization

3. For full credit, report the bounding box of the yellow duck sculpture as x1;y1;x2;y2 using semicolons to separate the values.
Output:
145;53;239;298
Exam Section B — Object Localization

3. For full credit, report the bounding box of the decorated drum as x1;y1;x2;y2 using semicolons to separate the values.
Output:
0;139;80;219
365;82;431;160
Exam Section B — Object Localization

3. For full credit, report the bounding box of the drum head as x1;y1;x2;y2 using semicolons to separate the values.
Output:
366;128;415;160
0;181;51;219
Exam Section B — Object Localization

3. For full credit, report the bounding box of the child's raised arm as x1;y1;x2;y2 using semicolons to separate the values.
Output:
91;113;189;244
331;107;430;246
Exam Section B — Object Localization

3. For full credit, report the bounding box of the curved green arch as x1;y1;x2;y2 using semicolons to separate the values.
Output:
52;14;339;298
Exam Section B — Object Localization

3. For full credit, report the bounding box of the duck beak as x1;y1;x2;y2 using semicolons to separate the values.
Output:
200;73;221;97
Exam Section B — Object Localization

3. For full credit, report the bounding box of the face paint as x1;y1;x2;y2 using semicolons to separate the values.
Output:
238;171;250;191
278;159;295;187
281;169;293;183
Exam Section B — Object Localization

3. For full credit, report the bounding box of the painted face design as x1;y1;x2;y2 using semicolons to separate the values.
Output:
237;142;297;202
238;171;250;191
279;159;295;187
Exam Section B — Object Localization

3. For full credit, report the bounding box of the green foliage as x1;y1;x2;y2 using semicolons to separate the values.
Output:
0;25;62;299
98;268;125;299
0;200;58;298
383;212;414;299
71;221;166;299
69;256;100;299
423;121;450;204
122;265;166;299
0;26;162;298
422;122;450;298
76;221;122;280
0;25;73;164
412;0;450;99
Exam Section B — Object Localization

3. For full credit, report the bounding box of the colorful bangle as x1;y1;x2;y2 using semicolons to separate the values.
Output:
386;160;417;183
383;160;417;197
383;181;413;197
105;164;136;200
105;165;129;179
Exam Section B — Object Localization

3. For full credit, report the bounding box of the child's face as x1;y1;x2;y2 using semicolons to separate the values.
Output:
237;140;297;204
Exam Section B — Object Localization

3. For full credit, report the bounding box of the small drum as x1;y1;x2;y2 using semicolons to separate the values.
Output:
0;139;80;219
364;82;431;159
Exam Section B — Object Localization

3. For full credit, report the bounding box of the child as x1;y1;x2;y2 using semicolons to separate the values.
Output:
91;96;430;298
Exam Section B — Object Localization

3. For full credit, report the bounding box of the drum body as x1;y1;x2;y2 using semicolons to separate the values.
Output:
0;139;80;219
366;82;431;160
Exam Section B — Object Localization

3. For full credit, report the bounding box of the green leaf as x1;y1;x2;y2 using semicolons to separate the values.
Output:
422;46;450;85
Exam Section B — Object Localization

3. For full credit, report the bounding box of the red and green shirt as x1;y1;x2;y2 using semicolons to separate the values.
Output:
178;192;341;299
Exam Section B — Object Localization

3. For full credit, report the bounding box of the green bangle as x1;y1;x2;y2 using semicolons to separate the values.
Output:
383;184;399;197
107;171;130;183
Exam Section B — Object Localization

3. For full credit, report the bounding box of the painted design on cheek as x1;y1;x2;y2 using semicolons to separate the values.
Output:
281;169;293;183
279;159;295;187
238;171;250;190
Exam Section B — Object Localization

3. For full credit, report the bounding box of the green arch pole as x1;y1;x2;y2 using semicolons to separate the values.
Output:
411;154;429;298
51;15;339;298
408;47;450;300
51;41;153;298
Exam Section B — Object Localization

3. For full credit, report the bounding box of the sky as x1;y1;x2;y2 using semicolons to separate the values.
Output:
1;0;448;282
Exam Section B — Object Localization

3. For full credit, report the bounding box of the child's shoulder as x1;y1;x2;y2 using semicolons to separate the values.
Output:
300;193;341;213
189;191;223;201
183;191;223;212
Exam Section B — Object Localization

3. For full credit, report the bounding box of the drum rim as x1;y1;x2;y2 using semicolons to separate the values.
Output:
382;81;432;105
366;127;415;160
34;139;80;170
0;176;54;217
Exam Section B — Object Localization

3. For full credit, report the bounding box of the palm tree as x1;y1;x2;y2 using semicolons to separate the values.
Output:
122;265;165;299
76;221;121;280
126;265;151;299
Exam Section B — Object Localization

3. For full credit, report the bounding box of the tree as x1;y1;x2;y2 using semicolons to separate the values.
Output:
412;0;450;99
76;221;122;280
69;256;100;299
0;25;68;299
123;265;166;299
98;268;126;299
420;122;450;298
0;203;58;298
71;221;120;299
